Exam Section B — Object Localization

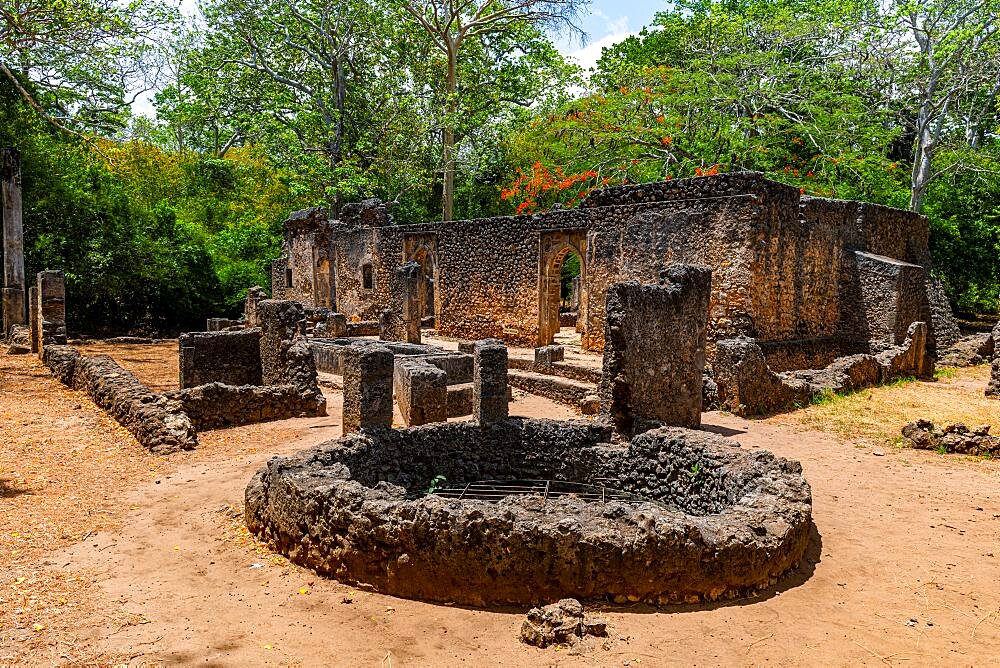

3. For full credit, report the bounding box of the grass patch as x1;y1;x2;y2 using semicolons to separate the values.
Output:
771;365;996;445
934;366;961;380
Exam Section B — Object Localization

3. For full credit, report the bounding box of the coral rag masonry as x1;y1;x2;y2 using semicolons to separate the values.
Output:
273;173;959;369
245;420;812;607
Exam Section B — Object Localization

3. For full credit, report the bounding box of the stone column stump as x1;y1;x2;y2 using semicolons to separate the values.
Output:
474;339;509;424
342;343;394;434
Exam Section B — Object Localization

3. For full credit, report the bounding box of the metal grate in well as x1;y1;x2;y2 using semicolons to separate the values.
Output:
427;479;676;510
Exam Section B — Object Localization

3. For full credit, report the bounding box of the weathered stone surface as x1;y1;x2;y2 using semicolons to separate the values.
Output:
274;173;958;365
27;285;38;355
258;299;325;412
5;323;29;354
938;332;995;367
988;323;1000;398
394;358;447;426
42;344;80;384
178;329;262;389
397;261;422;344
473;339;508;424
325;312;348;338
2;148;26;333
507;356;602;384
206;317;241;331
850;251;929;346
902;419;1000;455
715;323;932;416
534;345;565;364
378;308;404;342
519;599;607;648
164;382;324;430
713;337;810;416
244;285;267;328
71;355;197;453
36;270;67;349
507;369;590;409
341;343;393;434
598;265;712;433
245;421;812;607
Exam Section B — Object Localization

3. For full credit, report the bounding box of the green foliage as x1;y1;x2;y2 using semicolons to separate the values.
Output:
1;80;303;334
503;0;1000;314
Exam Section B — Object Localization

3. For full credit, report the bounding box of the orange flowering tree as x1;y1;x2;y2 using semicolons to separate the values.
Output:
503;2;908;214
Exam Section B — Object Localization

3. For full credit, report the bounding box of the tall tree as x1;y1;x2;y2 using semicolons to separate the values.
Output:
895;0;1000;211
0;0;174;138
400;0;586;221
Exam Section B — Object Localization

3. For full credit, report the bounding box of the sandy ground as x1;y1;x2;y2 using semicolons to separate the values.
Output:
2;344;1000;666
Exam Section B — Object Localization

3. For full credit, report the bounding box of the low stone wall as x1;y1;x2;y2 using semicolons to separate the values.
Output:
258;299;325;414
164;382;325;430
312;338;451;375
245;420;812;607
758;336;870;373
715;322;933;416
507;370;594;411
42;345;81;384
988;324;1000;398
346;321;379;337
508;357;602;384
70;355;197;454
938;333;995;367
42;341;323;449
178;329;262;388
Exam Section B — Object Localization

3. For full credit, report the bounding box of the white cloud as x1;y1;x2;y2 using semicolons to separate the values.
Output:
567;15;636;72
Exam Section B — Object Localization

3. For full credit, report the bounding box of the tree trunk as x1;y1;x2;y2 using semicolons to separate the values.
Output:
442;44;458;222
909;102;933;213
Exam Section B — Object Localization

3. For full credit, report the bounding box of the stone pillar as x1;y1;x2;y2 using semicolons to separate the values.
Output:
244;286;266;328
394;359;447;426
473;339;508;424
257;299;325;414
327;312;348;338
342;343;394;434
2;147;25;333
379;308;403;342
28;286;39;355
37;270;67;349
598;265;712;434
397;261;422;344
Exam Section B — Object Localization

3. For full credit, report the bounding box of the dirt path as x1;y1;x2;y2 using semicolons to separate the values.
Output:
3;349;1000;665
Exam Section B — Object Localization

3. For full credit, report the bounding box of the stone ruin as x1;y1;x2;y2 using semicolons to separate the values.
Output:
986;323;1000;398
713;321;934;416
37;298;326;453
271;172;960;372
902;419;1000;456
598;265;712;433
245;263;814;608
245;420;812;607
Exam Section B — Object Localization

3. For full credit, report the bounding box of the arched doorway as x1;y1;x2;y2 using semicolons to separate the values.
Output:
538;231;587;346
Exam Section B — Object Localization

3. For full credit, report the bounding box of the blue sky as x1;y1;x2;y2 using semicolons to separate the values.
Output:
557;0;663;71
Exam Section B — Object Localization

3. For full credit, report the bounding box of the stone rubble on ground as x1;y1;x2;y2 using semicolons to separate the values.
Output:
901;419;1000;456
518;599;608;648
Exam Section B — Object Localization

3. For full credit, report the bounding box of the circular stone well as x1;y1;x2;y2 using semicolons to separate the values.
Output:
245;419;812;606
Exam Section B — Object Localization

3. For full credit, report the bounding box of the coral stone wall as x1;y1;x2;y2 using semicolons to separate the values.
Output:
245;420;813;606
178;329;262;389
277;173;956;366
